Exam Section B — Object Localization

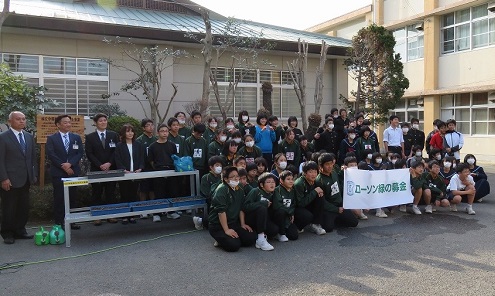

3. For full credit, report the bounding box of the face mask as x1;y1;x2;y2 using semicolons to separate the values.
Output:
452;163;457;168
467;158;475;165
226;125;234;130
233;138;242;144
214;166;222;174
435;155;442;160
391;159;397;164
246;141;255;148
210;123;217;128
333;115;338;118
376;158;382;164
415;151;422;157
219;136;227;142
349;134;356;139
328;124;334;129
412;124;419;130
434;126;438;131
228;180;239;188
348;166;358;170
178;120;186;125
279;161;287;170
367;154;372;160
402;128;409;133
242;116;249;122
444;162;452;168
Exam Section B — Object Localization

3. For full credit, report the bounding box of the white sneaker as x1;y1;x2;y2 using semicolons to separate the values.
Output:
450;204;458;212
466;206;476;215
375;209;388;218
152;215;161;222
140;214;149;219
275;234;289;242
358;213;368;220
412;206;422;215
478;198;483;203
176;211;183;215
425;205;433;214
255;235;274;251
309;224;326;235
399;205;407;213
213;240;219;247
192;216;203;230
167;212;181;219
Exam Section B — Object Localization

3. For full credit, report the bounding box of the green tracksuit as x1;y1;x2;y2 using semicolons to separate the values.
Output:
208;183;245;227
203;127;216;146
185;135;208;170
423;173;446;201
243;187;273;213
238;145;262;164
316;172;342;213
179;126;191;139
293;176;319;208
273;185;296;227
168;132;186;157
200;172;221;200
278;139;301;167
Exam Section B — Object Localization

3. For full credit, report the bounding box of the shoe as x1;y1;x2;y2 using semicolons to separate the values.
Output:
412;206;422;215
122;218;129;225
399;205;407;213
478;198;483;203
107;218;118;224
153;215;161;222
129;218;137;224
213;240;219;247
275;234;289;242
309;224;326;235
466;207;476;215
425;205;433;214
192;216;204;230
298;228;305;233
450;204;458;212
358;213;368;220
94;220;102;226
3;237;15;244
375;209;388;218
140;214;149;219
167;212;181;219
186;209;192;215
255;235;274;251
71;224;81;230
14;233;34;239
432;206;437;212
176;211;183;215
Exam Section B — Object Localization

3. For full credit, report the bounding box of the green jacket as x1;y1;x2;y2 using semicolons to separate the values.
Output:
278;139;301;167
200;172;221;200
293;176;319;208
136;133;157;170
422;172;446;200
238;145;262;163
411;174;425;191
272;185;296;217
203;127;216;146
316;172;342;213
208;183;245;227
208;140;223;160
168;133;185;157
356;136;377;160
179;126;191;139
243;187;273;213
185;135;208;170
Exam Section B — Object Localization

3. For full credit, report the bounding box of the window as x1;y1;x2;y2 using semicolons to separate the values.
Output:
441;4;495;54
1;53;109;115
393;26;424;61
389;98;424;130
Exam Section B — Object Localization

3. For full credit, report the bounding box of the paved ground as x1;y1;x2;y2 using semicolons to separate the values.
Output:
1;168;495;295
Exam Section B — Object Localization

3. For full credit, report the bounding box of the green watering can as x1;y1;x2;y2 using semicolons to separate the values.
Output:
49;225;65;245
34;226;50;246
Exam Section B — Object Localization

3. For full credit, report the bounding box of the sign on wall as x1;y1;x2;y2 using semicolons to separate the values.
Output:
36;114;85;144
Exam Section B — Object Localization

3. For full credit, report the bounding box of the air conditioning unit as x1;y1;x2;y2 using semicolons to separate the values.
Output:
415;22;424;31
488;92;495;102
488;2;495;13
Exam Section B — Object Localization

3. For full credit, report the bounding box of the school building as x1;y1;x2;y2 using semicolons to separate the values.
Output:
307;0;495;162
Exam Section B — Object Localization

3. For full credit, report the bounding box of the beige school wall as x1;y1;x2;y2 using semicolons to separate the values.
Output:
1;30;348;126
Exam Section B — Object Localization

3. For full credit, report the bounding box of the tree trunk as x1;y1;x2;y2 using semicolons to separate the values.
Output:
200;9;212;115
355;63;362;115
314;41;328;115
261;82;273;115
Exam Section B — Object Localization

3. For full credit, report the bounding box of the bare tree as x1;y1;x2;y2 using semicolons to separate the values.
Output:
0;0;9;32
103;37;189;126
314;40;329;115
199;8;212;115
287;39;308;132
261;82;273;115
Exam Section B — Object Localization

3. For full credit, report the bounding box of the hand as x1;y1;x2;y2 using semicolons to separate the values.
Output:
1;179;12;191
225;228;239;238
65;168;74;176
134;169;142;173
241;224;253;232
290;215;294;223
314;133;320;139
100;163;111;171
446;148;451;153
402;153;406;159
315;187;324;197
339;207;344;214
125;170;131;173
61;163;71;171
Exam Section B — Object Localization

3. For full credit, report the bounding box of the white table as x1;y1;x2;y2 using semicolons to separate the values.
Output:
62;170;204;247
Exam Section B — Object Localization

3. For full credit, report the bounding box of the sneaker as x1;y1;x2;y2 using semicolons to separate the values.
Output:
309;224;326;235
192;216;203;230
122;218;129;225
140;214;149;219
399;205;407;213
412;205;422;215
167;212;181;219
213;240;219;247
255;235;274;251
176;211;183;215
450;204;458;212
466;206;476;215
425;205;433;214
432;206;437;212
298;228;305;233
152;215;161;222
375;209;388;218
477;198;483;203
275;234;289;242
186;209;192;215
358;213;368;220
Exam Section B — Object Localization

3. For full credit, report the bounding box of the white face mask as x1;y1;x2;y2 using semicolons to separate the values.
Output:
246;141;255;148
415;151;422;157
452;163;457;168
210;123;217;128
219;136;227;142
467;158;475;165
178;119;186;125
402;128;409;133
434;126;438;131
214;166;222;174
444;162;452;168
226;125;234;130
233;138;242;144
242;116;249;122
348;166;358;170
333;115;338;118
412;124;419;130
349;134;356;139
376;158;382;164
228;180;239;188
279;161;287;170
391;159;397;164
367;154;373;160
435;155;442;160
328;124;334;129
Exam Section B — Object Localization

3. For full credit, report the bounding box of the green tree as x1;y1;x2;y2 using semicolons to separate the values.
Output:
0;63;55;131
89;103;127;118
343;24;409;123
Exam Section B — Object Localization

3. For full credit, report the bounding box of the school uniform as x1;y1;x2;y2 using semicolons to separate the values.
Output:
338;138;358;165
423;173;447;203
203;128;216;146
243;188;278;237
185;135;208;176
278;139;301;167
293;176;324;231
469;165;490;201
238;145;262;164
114;141;145;202
272;185;298;240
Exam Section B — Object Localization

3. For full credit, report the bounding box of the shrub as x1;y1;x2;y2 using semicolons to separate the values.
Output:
107;115;143;139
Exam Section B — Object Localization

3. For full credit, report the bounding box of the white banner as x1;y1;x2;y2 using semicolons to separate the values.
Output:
343;168;413;209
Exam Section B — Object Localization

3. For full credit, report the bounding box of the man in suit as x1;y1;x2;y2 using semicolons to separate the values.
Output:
46;115;84;230
85;113;119;226
0;111;37;244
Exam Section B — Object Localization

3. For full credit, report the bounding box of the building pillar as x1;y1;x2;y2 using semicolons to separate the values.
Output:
423;1;440;133
374;0;384;25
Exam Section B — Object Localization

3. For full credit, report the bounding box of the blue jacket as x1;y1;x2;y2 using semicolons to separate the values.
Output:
254;125;276;153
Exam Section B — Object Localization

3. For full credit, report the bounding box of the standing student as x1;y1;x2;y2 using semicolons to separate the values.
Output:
0;111;37;244
135;119;157;207
46;115;84;230
425;119;441;156
408;118;425;153
203;117;218;146
220;139;239;167
299;135;315;162
85;113;119;226
338;128;358;165
254;114;276;169
356;126;377;162
272;170;299;241
115;124;145;224
447;163;476;214
208;129;227;159
224;118;237;137
237;134;262;164
401;122;413;159
314;117;339;155
444;119;464;163
191;110;203;126
185;123;209;177
269;115;285;156
278;128;301;168
287;116;303;140
236;110;256;137
383;115;404;158
429;121;447;155
208;166;257;252
175;111;191;139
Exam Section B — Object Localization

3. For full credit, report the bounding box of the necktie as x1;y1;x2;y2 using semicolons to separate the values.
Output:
18;132;26;155
63;134;69;153
100;132;106;148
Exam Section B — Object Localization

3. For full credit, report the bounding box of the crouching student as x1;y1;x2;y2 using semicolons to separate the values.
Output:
464;154;490;202
422;160;447;212
293;161;326;235
341;156;368;220
271;170;298;242
238;168;254;196
317;153;358;233
243;172;278;251
208;166;257;252
409;160;429;215
446;163;476;215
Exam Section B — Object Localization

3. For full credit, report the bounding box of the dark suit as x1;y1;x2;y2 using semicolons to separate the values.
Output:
85;130;119;205
0;129;37;239
46;132;84;225
115;141;145;202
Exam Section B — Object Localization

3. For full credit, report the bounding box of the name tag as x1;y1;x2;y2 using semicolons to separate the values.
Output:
246;157;254;163
364;144;371;150
109;141;116;148
72;143;79;150
193;148;202;158
286;152;294;161
331;181;340;195
175;144;180;154
283;198;291;207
